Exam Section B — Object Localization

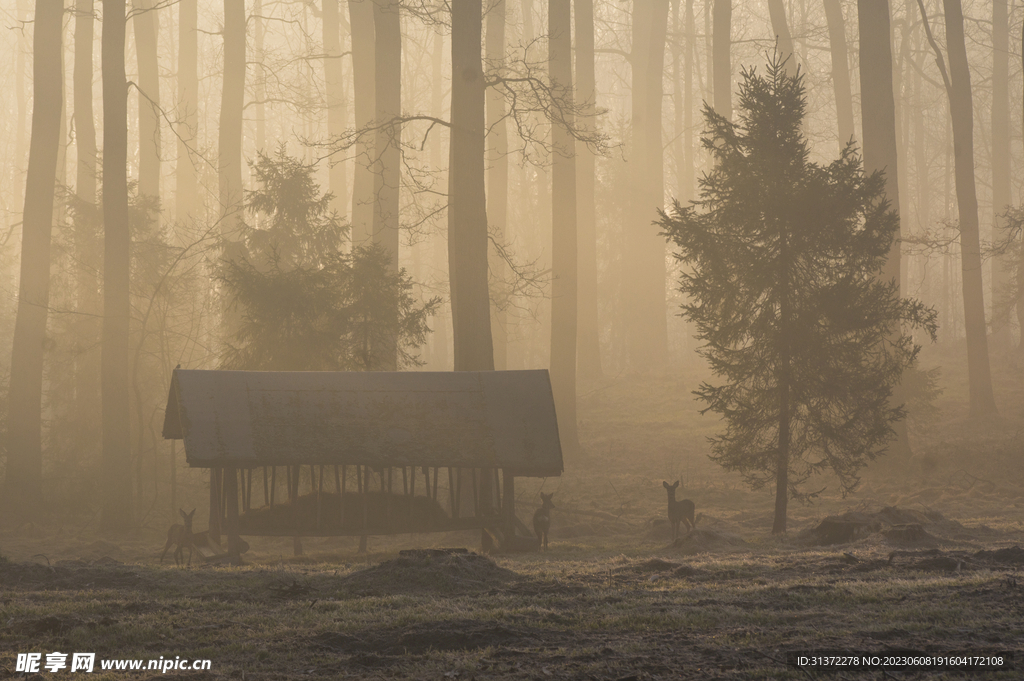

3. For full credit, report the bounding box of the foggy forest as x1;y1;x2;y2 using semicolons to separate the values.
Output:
2;0;1024;678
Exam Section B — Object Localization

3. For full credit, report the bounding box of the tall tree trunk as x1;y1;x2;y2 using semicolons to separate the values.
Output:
486;0;509;370
713;0;731;120
767;0;797;75
133;0;160;212
913;26;929;268
823;0;854;148
176;0;198;219
372;0;400;270
549;0;578;453
627;0;670;371
449;0;493;371
219;0;245;240
1018;14;1024;346
671;0;683;200
349;0;375;246
101;0;133;530
943;0;996;414
858;0;912;457
254;0;265;153
576;0;600;378
14;0;29;220
74;0;101;432
430;27;450;369
918;0;997;414
991;0;1011;352
323;0;347;220
683;0;695;201
5;0;63;516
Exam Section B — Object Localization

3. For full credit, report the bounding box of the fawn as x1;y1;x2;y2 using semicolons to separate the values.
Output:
160;508;196;567
662;481;695;542
533;493;554;550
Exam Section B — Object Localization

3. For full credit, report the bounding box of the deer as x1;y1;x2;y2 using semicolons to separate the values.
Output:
160;508;196;567
533;492;554;550
663;481;696;542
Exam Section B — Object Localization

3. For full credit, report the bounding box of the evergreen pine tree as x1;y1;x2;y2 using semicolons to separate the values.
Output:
659;55;937;533
221;150;437;371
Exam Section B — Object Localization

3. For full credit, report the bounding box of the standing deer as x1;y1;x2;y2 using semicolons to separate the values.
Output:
533;492;554;550
160;508;196;567
662;481;695;542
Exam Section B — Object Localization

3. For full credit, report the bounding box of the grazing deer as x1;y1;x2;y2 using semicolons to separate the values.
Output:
533;492;554;550
160;508;196;567
663;481;695;542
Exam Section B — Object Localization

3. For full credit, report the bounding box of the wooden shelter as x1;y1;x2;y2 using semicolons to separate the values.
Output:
162;369;563;555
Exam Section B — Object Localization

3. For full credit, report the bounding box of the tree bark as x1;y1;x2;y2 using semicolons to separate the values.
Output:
14;0;29;219
943;0;995;414
219;0;246;239
858;0;900;299
349;0;375;246
430;27;450;369
767;0;797;75
918;0;996;414
323;0;347;220
486;0;509;370
712;0;731;120
449;0;493;371
1018;11;1024;346
372;0;400;269
858;0;912;457
101;0;134;530
991;0;1011;351
549;0;578;453
627;0;670;371
575;0;601;377
133;0;160;211
74;0;101;432
176;0;198;219
5;0;63;516
253;0;265;152
823;0;854;148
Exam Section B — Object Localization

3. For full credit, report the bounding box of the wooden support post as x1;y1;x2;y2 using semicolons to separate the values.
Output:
471;468;479;518
244;469;252;513
503;471;516;537
452;467;461;518
432;467;439;502
339;465;346;526
386;467;393;530
270;466;276;507
316;464;324;531
360;465;368;532
493;469;501;510
334;465;341;493
409;465;416;522
224;466;241;563
263;467;269;508
209;467;222;544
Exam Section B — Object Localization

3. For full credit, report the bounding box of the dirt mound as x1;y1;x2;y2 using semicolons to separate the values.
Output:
974;546;1024;564
672;528;747;555
0;559;147;591
336;549;518;596
799;507;955;547
313;619;570;656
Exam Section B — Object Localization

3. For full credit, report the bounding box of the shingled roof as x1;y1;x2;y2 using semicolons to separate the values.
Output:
162;369;563;477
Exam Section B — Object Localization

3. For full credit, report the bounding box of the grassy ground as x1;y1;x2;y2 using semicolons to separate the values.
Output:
2;345;1024;679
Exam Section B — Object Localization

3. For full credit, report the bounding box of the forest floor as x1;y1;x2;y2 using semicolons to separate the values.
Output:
2;342;1024;679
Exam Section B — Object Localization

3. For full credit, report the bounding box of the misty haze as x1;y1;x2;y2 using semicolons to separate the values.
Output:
1;0;1023;678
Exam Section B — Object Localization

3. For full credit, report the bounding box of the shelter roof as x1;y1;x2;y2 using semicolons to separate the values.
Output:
162;369;563;477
